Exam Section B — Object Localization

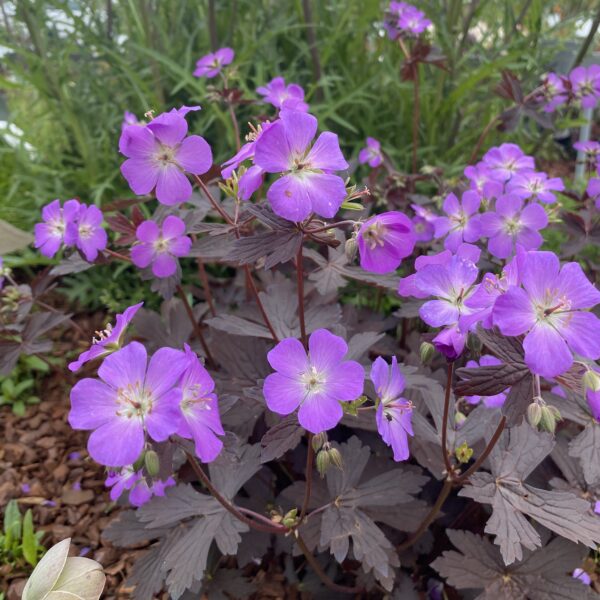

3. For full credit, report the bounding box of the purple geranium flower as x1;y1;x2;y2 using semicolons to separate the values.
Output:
587;387;600;422
507;171;564;204
119;107;212;205
411;204;436;242
69;342;188;466
463;355;508;407
193;47;234;78
263;329;365;433
131;216;192;278
106;467;175;507
122;111;140;129
572;568;592;586
177;346;224;462
34;199;80;258
433;191;481;251
464;163;503;200
371;356;413;461
256;77;308;112
569;65;600;109
574;140;600;173
541;73;568;112
482;143;535;182
0;257;6;291
357;211;416;274
65;203;108;262
253;110;348;222
493;251;600;378
358;137;383;168
398;5;431;35
479;195;547;259
587;178;600;209
68;302;143;372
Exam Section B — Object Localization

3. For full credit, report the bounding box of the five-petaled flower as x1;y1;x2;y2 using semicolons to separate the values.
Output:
358;137;383;168
69;342;188;466
433;191;481;251
256;77;308;112
263;329;365;433
105;467;175;507
131;216;192;279
357;211;416;274
482;143;535;182
193;47;234;78
65;203;108;261
569;65;600;109
493;251;600;378
371;356;413;461
254;110;348;222
119;107;212;205
34;199;80;258
507;171;564;204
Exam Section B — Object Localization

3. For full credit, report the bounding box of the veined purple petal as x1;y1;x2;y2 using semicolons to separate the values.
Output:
147;112;188;146
155;165;192;205
305;131;348;171
152;253;177;278
145;346;188;397
561;312;600;360
280;110;317;157
297;391;343;433
264;372;305;415
308;329;348;372
145;388;183;442
131;243;155;269
121;158;159;196
69;379;116;429
267;337;308;377
493;286;536;335
175;135;212;175
98;341;147;390
523;322;573;378
162;215;186;239
87;418;145;467
555;262;600;309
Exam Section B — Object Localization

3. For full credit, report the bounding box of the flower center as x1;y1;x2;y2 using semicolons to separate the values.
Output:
49;218;65;238
92;323;113;344
535;293;572;321
154;145;177;167
450;211;467;229
79;224;94;239
116;381;153;419
301;365;325;393
504;217;522;235
383;399;412;422
181;384;212;415
363;221;387;249
153;236;171;253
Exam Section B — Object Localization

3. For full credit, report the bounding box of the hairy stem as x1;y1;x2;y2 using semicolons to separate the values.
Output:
244;265;279;342
176;285;216;369
455;416;506;483
104;248;132;263
196;257;217;317
193;174;234;225
397;478;453;551
441;363;455;475
184;449;287;534
296;246;307;348
412;65;420;174
304;219;356;235
228;103;241;151
295;533;362;595
299;434;314;521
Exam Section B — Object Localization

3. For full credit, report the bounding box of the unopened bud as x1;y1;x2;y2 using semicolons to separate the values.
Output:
132;452;145;472
454;411;467;428
420;341;435;364
316;444;344;477
328;447;344;470
282;508;298;528
344;235;358;261
316;449;331;477
312;432;327;453
455;441;473;464
539;405;561;434
527;402;543;428
144;450;160;477
583;370;600;393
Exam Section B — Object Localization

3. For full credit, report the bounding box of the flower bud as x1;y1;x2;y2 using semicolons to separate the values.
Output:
328;447;344;470
454;411;467;429
316;444;344;477
311;432;327;453
144;450;160;478
282;508;298;528
316;449;331;478
527;402;543;428
132;452;145;472
583;370;600;393
455;441;473;464
539;405;561;434
420;341;435;364
344;235;358;261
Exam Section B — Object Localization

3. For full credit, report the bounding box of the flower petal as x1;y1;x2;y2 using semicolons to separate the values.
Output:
297;392;343;433
98;342;147;389
305;131;348;171
493;286;536;335
263;372;304;415
69;379;116;429
121;158;159;196
267;337;308;377
523;322;572;378
308;329;348;371
561;311;600;360
176;135;212;175
155;166;192;205
87;418;145;467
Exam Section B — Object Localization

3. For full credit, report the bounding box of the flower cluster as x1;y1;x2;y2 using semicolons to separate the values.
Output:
34;199;107;261
541;65;600;112
384;2;432;39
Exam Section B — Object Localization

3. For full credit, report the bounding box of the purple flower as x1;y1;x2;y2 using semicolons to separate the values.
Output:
463;355;508;407
572;568;592;586
69;342;187;467
371;356;413;461
433;191;481;251
482;143;535;182
122;111;140;128
176;346;224;462
569;65;600;109
464;163;503;199
256;77;308;112
587;387;600;422
263;329;365;433
357;211;416;274
193;47;234;78
479;195;547;259
507;171;564;204
68;302;144;372
397;5;432;35
541;73;568;112
0;257;6;291
588;178;600;209
411;204;436;242
574;141;600;172
21;483;31;494
106;467;175;507
253;110;348;222
34;199;80;258
493;251;600;378
358;137;383;167
119;107;212;205
131;216;191;278
65;203;108;261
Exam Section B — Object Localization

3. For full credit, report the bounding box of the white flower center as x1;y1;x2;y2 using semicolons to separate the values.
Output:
301;365;325;394
363;221;387;250
181;384;212;415
116;381;154;419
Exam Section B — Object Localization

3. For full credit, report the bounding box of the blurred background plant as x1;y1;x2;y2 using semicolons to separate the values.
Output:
0;0;598;231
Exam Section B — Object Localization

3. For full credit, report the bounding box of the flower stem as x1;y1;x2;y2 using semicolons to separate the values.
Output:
441;362;455;475
193;174;235;225
243;265;280;342
299;433;314;522
296;246;307;348
197;256;217;317
184;449;287;534
295;533;362;595
104;248;132;263
303;220;356;235
411;64;420;174
228;103;241;151
176;285;216;369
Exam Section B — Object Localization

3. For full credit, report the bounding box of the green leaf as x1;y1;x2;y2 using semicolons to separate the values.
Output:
24;355;50;372
22;510;39;567
340;200;364;211
4;500;21;546
13;400;26;417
